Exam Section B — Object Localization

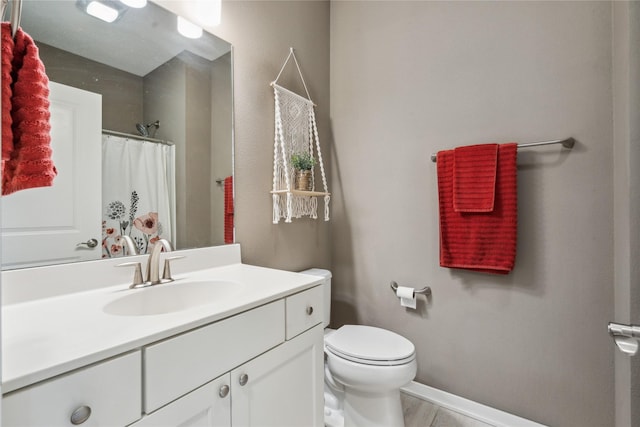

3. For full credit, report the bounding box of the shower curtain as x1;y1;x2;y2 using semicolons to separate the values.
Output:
101;134;176;257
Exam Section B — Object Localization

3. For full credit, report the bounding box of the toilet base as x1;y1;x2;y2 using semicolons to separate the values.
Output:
324;383;345;427
343;388;405;427
324;389;404;427
324;401;344;427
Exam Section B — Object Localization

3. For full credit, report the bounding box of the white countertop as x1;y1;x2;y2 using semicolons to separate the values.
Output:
2;249;322;393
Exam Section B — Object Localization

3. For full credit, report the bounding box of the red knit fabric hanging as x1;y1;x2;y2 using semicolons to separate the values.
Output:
2;23;57;195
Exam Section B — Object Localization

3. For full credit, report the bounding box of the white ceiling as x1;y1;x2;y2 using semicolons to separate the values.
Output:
22;0;231;77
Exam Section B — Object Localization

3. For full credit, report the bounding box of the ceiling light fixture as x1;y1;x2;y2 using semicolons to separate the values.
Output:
177;16;203;39
120;0;147;8
86;1;119;22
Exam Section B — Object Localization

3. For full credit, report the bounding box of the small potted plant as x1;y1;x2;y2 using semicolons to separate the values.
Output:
291;152;316;191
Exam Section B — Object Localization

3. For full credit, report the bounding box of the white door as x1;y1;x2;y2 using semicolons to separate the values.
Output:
231;325;324;427
1;82;102;269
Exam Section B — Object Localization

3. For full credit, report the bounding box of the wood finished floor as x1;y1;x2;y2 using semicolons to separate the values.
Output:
401;392;495;427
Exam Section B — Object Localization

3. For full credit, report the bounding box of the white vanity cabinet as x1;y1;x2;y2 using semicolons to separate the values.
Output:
2;282;324;427
133;324;323;427
137;286;324;427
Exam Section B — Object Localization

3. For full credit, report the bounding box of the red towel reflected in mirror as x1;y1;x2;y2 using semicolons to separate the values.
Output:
224;176;234;244
1;23;57;195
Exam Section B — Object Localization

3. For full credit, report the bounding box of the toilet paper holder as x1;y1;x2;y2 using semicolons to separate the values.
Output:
390;281;431;297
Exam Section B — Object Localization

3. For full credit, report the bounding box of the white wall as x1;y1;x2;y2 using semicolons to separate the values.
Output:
330;2;614;426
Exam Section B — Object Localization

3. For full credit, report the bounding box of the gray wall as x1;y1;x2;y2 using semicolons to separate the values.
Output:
330;2;614;426
143;56;188;247
143;53;222;249
159;1;633;426
627;5;640;425
38;43;143;133
613;3;640;426
183;52;215;248
207;1;332;270
211;52;233;245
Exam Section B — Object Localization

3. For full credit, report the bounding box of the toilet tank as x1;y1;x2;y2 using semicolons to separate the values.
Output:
299;268;332;328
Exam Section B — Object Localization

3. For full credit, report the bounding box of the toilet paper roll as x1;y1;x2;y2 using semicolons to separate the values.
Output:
396;286;416;309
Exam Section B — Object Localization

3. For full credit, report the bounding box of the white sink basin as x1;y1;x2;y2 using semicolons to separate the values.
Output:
103;280;244;316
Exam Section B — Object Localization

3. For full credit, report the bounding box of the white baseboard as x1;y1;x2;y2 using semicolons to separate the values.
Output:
401;381;548;427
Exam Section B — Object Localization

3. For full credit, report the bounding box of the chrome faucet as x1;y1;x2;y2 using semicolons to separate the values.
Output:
146;238;173;285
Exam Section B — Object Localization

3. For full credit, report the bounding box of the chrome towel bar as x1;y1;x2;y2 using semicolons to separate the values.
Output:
430;137;575;162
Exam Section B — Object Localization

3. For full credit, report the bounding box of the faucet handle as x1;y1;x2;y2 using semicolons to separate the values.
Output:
116;261;145;288
162;256;185;281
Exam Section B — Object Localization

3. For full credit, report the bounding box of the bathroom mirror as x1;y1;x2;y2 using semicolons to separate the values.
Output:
1;0;233;269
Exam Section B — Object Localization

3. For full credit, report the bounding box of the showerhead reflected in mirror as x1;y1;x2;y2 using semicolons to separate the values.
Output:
136;120;160;138
1;0;234;270
136;123;149;137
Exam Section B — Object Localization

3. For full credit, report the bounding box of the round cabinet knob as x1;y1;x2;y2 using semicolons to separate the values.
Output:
306;306;314;315
239;373;249;386
219;384;230;398
70;405;92;425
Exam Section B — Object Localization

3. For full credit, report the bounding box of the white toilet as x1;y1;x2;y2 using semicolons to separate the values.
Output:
301;269;417;427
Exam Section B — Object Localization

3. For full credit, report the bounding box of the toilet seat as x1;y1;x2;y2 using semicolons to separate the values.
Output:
325;325;415;366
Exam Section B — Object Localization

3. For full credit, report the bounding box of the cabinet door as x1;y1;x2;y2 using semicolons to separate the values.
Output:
231;324;324;427
131;374;231;427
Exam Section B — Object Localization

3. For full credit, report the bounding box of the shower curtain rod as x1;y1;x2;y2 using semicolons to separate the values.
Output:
102;129;174;146
430;137;574;162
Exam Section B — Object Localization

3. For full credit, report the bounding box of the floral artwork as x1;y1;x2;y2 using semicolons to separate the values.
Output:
102;191;166;258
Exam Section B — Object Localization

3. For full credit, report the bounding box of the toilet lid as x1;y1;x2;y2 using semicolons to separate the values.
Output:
325;325;415;365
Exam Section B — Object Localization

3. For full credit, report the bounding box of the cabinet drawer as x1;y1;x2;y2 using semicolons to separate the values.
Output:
286;285;323;340
2;351;141;427
144;299;285;413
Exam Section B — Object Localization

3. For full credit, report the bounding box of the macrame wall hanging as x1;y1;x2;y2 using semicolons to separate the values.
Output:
271;48;330;224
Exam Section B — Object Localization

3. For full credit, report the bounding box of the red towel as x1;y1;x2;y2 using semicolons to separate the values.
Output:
2;23;57;195
1;24;15;172
224;176;234;244
437;143;517;274
454;144;498;212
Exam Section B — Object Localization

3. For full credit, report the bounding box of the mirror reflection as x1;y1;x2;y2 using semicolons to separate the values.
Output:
1;0;234;270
